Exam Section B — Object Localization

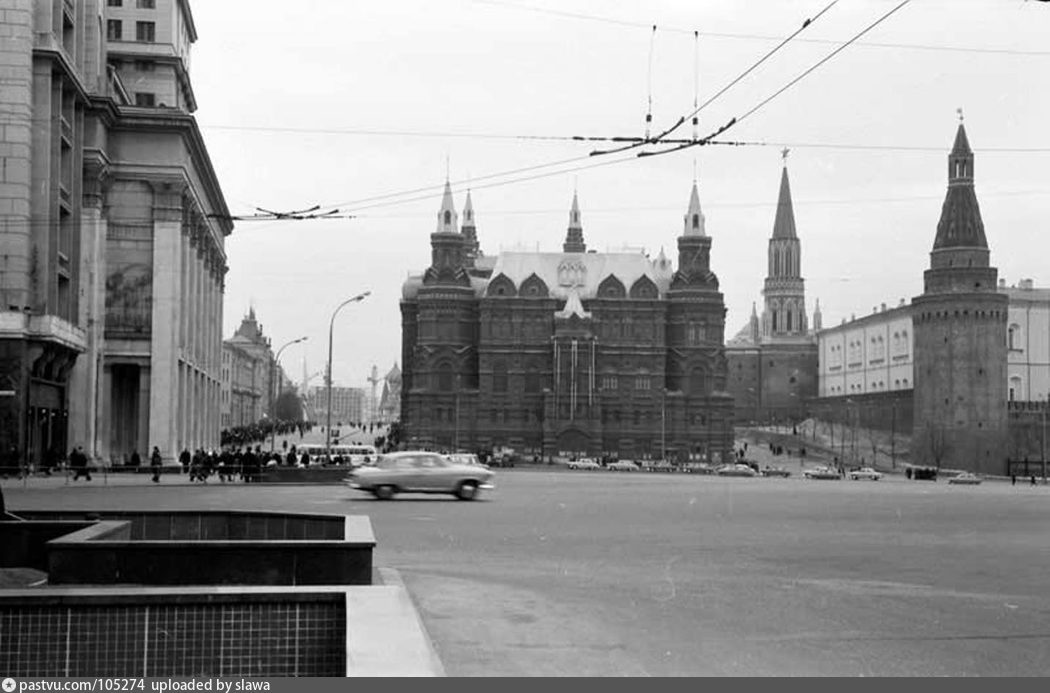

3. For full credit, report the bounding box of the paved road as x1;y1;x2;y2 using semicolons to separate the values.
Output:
6;472;1050;676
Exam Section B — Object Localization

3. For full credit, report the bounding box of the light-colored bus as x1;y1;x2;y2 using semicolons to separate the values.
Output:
290;444;378;466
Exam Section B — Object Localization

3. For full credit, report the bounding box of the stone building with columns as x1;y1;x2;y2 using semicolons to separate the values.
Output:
0;0;231;469
400;183;735;462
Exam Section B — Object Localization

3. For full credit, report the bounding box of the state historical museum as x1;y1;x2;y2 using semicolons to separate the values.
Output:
400;182;734;462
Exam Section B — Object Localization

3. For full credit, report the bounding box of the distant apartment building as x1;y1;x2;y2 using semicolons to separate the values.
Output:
309;385;365;426
0;0;231;468
221;309;292;429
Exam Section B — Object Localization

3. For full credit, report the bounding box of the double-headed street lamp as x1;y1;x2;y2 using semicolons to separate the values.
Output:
270;336;308;451
326;291;371;460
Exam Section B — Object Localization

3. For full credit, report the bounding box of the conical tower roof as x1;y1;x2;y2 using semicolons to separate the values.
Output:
772;166;797;239
933;122;987;250
682;181;706;237
435;179;458;234
563;191;586;253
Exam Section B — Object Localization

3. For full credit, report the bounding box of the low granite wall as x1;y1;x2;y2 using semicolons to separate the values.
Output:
7;512;375;586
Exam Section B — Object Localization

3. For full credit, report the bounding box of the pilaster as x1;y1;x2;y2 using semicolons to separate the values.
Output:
147;182;184;460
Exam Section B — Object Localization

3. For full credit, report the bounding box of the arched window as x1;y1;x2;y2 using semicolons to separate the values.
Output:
437;363;454;392
443;210;451;225
493;362;508;393
692;214;700;230
1009;376;1022;402
1008;323;1021;350
690;367;708;396
525;363;542;393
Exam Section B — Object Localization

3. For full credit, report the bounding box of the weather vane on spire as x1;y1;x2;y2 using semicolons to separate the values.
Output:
781;147;790;164
957;107;964;123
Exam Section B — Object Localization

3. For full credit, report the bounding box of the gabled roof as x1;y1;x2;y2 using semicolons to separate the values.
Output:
488;251;670;300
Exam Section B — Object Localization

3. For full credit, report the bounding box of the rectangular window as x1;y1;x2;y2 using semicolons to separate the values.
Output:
137;0;155;7
106;19;122;40
135;60;155;71
134;92;155;106
136;21;155;42
107;0;123;6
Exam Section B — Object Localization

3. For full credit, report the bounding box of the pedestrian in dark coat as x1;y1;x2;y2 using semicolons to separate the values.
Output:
179;448;191;474
150;447;163;483
130;450;142;468
70;446;91;481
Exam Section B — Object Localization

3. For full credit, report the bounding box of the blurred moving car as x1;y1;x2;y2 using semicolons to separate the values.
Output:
848;467;882;481
346;451;495;500
803;466;841;480
607;460;640;472
947;471;982;485
761;465;792;478
567;458;602;470
716;463;757;477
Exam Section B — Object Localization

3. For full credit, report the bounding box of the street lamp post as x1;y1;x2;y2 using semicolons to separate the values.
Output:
270;336;308;451
325;291;371;461
661;388;667;461
1042;395;1047;485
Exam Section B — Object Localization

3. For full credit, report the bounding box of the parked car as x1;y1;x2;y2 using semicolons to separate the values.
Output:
761;465;792;478
346;450;495;500
948;471;982;485
716;463;757;477
646;460;675;473
567;458;602;470
848;467;882;481
907;466;938;481
446;453;487;468
608;460;640;472
803;466;841;480
683;462;714;475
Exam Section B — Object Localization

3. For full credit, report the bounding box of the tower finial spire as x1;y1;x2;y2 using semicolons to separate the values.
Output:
957;107;964;123
435;177;458;234
683;179;705;237
781;147;790;165
563;190;586;253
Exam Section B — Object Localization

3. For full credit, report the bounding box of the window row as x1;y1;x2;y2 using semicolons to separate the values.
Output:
106;19;156;42
108;0;156;7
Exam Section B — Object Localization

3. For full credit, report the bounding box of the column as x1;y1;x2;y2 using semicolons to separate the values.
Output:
148;183;184;461
98;363;112;463
68;164;107;461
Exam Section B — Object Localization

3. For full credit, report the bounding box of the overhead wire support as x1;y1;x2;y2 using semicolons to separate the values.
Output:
209;205;356;222
636;0;911;160
590;0;838;158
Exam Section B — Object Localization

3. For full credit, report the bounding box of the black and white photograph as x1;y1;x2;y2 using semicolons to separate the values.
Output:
1;0;1050;678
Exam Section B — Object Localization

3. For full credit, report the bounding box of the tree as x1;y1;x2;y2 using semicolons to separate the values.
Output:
926;425;950;470
274;390;304;422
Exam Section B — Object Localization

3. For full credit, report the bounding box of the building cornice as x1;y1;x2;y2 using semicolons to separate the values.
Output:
106;105;233;236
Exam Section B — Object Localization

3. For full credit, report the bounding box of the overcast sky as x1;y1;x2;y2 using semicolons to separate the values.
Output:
190;0;1050;390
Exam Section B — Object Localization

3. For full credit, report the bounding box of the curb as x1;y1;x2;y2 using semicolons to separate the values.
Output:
371;567;447;677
